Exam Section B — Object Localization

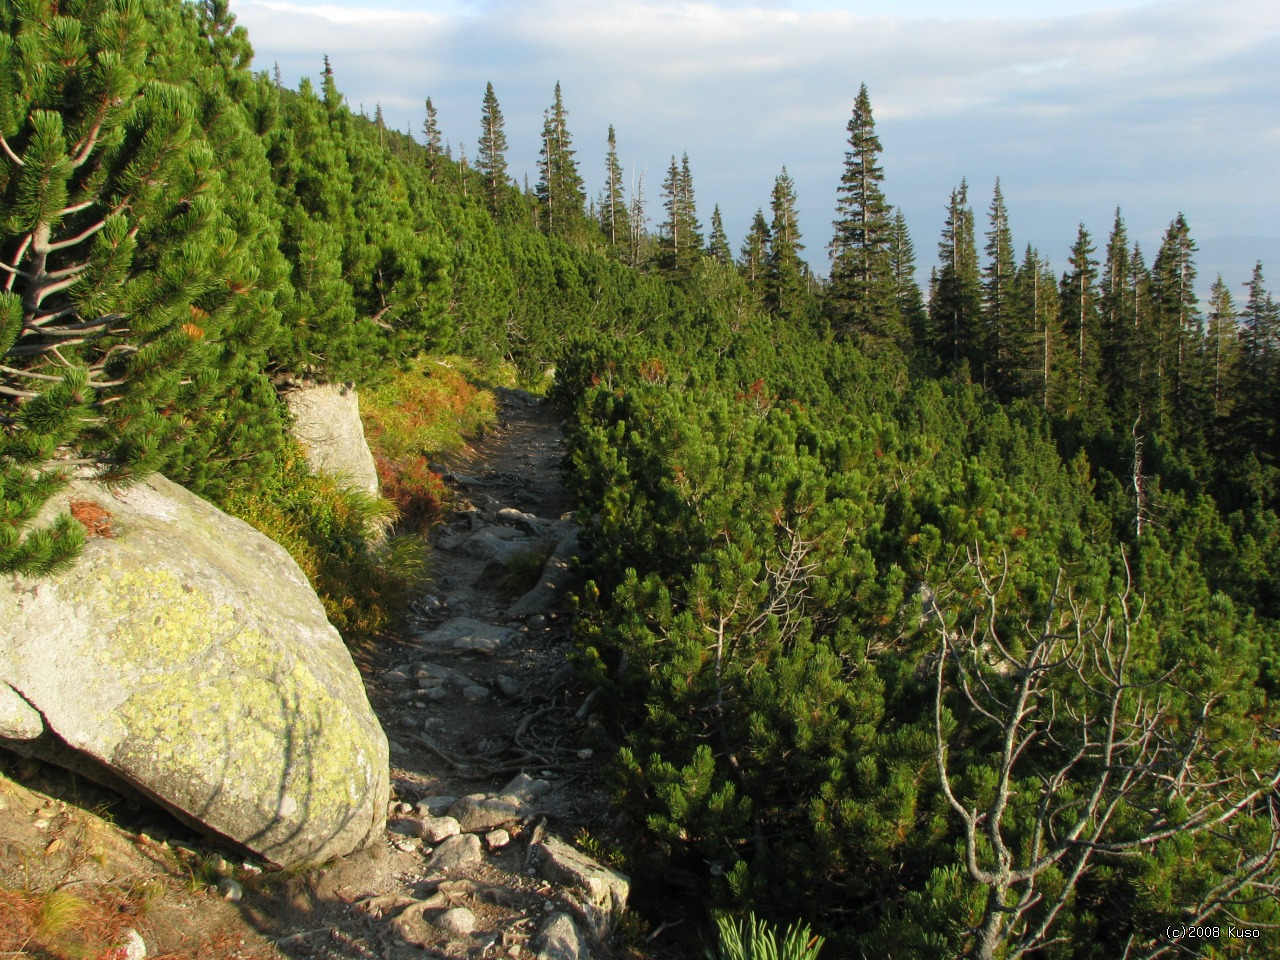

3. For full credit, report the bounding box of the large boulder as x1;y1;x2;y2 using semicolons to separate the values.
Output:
0;475;389;868
283;382;380;497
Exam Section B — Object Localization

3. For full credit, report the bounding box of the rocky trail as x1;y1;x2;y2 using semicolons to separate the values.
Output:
0;390;645;960
246;388;631;960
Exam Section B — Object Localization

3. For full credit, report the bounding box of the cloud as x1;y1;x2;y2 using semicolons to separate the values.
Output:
234;0;1280;286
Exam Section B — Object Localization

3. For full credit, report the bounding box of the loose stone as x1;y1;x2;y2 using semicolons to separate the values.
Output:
437;906;477;937
485;828;511;850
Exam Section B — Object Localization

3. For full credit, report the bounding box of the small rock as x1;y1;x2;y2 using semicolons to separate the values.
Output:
532;834;630;938
397;801;415;815
425;687;449;702
449;794;524;833
387;819;423;839
417;816;462;843
537;913;587;960
392;837;421;853
382;669;412;684
497;675;524;698
500;773;552;803
485;829;511;851
496;507;546;534
425;833;483;872
576;749;594;760
437;906;477;937
113;928;147;960
416;796;458;817
216;877;243;903
462;685;490;701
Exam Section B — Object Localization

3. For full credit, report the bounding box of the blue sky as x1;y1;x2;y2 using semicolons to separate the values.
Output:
233;0;1280;294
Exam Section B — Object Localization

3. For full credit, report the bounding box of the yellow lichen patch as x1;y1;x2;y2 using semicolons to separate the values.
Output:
92;569;237;670
113;618;383;861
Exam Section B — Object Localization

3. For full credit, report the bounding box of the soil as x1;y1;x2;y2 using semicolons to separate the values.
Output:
0;389;670;960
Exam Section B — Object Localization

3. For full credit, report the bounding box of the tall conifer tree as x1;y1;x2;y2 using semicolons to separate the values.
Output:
1098;210;1137;421
536;82;586;239
983;179;1017;393
765;167;807;321
659;153;702;277
707;205;733;266
929;181;982;375
829;84;896;339
1150;214;1201;437
599;125;627;249
422;96;444;182
1205;276;1239;421
1009;246;1063;408
626;169;648;267
1059;225;1102;416
476;82;509;215
1234;262;1279;462
740;209;771;297
889;210;927;347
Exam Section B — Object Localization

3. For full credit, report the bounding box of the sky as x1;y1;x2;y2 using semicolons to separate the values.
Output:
232;0;1280;294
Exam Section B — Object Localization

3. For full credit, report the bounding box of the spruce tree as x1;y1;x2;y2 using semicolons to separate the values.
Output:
1127;242;1155;420
1205;275;1239;420
1009;246;1062;408
1150;214;1202;438
1059;224;1102;416
476;82;509;215
982;179;1017;393
929;181;982;376
422;96;444;182
626;169;648;267
1098;209;1137;422
1234;262;1279;463
707;205;733;266
740;209;771;297
765;167;808;322
659;153;702;277
829;84;896;340
889;209;926;348
535;82;586;240
599;125;627;250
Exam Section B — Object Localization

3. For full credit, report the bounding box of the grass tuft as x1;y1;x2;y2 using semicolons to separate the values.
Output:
706;912;825;960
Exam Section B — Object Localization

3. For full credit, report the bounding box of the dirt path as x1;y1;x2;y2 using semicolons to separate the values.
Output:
364;386;604;827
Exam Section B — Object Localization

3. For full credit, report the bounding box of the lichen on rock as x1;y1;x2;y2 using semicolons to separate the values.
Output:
0;474;389;867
